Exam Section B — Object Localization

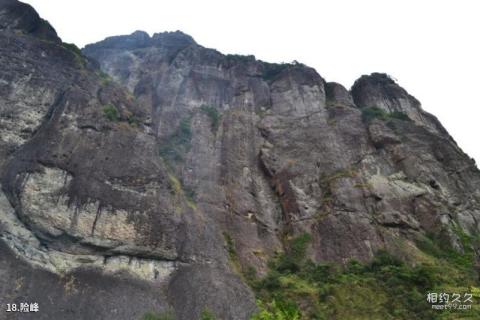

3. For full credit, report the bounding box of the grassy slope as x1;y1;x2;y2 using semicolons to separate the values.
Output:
247;231;480;320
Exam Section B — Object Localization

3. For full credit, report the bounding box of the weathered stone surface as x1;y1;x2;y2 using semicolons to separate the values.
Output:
0;241;171;320
168;265;257;320
84;30;480;269
0;0;60;42
368;119;401;148
1;1;480;319
326;82;354;107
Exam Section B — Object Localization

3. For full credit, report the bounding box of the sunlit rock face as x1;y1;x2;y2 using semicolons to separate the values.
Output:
1;1;480;319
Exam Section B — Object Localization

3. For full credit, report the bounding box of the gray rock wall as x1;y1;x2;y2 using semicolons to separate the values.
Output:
0;1;479;319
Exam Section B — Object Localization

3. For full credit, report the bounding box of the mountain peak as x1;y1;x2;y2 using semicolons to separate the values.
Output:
83;29;196;51
151;30;196;49
0;0;60;42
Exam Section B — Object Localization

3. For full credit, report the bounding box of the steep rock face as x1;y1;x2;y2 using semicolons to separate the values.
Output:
0;2;254;320
84;30;480;266
1;1;480;319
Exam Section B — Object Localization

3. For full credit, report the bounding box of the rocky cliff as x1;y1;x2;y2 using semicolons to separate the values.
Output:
1;1;480;319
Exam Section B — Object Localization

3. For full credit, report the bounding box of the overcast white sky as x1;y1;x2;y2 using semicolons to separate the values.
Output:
24;0;480;165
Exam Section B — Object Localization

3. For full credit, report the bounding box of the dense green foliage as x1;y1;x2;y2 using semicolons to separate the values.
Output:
415;226;480;283
200;105;221;133
247;230;480;319
142;227;480;320
361;106;411;123
103;104;119;121
274;233;312;274
159;118;192;164
252;300;301;320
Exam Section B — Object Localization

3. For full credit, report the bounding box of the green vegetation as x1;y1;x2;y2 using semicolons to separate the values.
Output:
61;42;86;67
225;54;255;64
159;118;192;164
361;106;411;123
223;231;243;273
142;311;174;320
127;114;140;126
102;103;140;128
252;300;301;320
200;105;221;133
223;232;237;261
415;225;480;282
141;225;480;319
261;61;305;81
255;108;268;118
97;70;112;85
200;309;216;320
184;186;196;204
274;233;312;274
168;174;183;195
103;104;119;121
247;230;480;319
262;63;290;81
167;173;196;210
317;168;357;212
320;168;357;185
62;42;82;56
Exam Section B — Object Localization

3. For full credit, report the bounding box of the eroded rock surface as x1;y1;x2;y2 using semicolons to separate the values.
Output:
1;1;480;319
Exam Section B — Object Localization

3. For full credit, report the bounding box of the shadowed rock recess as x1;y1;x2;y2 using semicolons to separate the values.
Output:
1;1;480;319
